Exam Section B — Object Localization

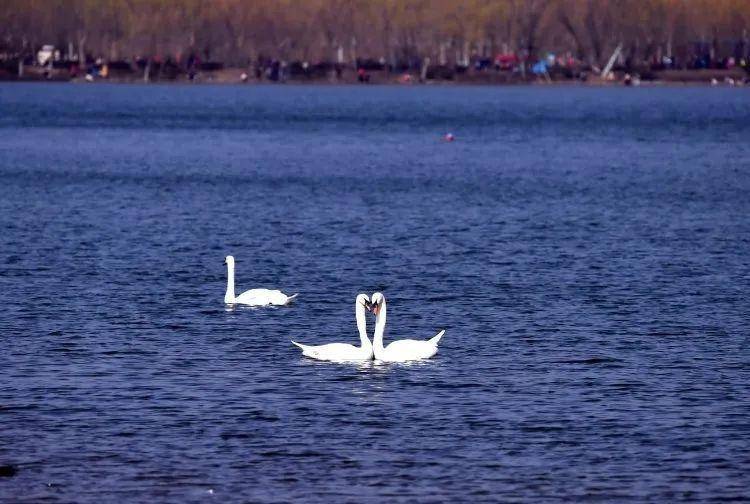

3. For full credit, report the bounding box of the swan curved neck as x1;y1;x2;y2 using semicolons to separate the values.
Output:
355;300;371;350
372;299;387;358
225;262;235;303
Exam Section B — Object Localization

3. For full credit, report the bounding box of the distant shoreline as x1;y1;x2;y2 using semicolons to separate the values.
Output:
2;66;747;87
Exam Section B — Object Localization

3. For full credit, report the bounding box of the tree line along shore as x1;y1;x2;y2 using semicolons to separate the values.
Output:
1;0;748;85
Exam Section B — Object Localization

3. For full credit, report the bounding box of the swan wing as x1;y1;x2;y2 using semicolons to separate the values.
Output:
262;289;297;305
382;339;438;362
234;289;273;305
291;341;369;361
235;289;295;306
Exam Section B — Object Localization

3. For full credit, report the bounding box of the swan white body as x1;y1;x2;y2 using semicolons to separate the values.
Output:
291;294;373;362
224;255;297;306
370;292;444;362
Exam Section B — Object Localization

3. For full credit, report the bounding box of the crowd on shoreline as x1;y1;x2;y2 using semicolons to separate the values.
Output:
2;50;749;86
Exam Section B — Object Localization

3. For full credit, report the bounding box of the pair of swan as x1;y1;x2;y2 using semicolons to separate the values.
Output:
224;255;297;306
292;292;445;363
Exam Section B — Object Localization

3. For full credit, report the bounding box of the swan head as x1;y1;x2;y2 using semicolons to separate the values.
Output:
224;255;235;266
356;293;371;310
370;292;385;315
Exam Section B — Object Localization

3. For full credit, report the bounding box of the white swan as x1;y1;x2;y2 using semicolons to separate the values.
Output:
224;255;297;306
369;292;444;362
291;294;373;362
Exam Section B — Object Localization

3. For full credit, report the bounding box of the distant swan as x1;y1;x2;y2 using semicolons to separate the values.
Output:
369;292;444;362
291;294;373;362
224;255;297;306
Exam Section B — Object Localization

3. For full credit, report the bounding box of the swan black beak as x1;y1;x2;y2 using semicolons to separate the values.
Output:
361;299;373;311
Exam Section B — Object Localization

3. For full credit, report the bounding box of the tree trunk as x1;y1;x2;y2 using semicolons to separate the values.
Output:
558;10;586;61
78;34;86;65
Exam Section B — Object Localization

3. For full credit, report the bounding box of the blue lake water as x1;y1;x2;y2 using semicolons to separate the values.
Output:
1;83;749;502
